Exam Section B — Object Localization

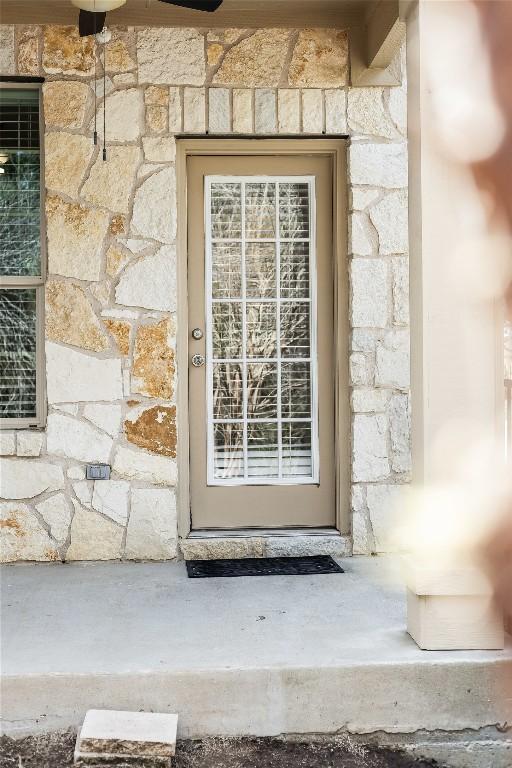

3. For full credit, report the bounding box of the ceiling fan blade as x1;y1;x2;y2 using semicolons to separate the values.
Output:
78;9;107;36
157;0;223;11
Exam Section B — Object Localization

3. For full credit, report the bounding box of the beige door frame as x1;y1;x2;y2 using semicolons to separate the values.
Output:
176;138;349;539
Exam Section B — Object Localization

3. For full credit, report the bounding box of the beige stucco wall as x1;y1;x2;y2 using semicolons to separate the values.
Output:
0;24;409;562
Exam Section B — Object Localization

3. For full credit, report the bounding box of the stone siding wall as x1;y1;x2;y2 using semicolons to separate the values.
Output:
0;24;409;562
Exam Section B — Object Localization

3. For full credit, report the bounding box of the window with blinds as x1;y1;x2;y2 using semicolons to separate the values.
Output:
0;86;44;427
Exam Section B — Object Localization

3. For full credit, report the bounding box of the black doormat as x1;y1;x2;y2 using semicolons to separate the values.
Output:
186;555;344;578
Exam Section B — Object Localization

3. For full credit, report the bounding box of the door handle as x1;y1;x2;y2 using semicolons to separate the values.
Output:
191;354;205;368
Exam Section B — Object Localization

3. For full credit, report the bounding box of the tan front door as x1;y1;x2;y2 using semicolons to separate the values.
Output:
188;154;336;529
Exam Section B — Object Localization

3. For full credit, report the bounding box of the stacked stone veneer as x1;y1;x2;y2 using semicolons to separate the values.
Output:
0;24;409;562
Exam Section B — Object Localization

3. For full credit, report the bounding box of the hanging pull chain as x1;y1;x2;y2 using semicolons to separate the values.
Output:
103;37;107;161
93;37;98;146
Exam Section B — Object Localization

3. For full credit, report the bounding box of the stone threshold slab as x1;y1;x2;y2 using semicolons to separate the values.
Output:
180;532;351;560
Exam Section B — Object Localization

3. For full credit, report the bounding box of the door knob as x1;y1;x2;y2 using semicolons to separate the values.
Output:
191;354;205;368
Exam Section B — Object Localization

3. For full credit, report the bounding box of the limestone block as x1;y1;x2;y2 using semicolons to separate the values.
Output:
113;445;176;486
302;90;323;134
349;143;408;189
92;480;129;525
168;87;182;132
0;433;16;456
392;256;410;325
145;86;169;106
83;403;122;438
47;413;113;464
132;319;174;399
43;25;94;75
142;136;176;163
351;329;379;353
352;511;374;556
209;88;230;133
389;85;407;136
89;281;112;307
351;388;389;413
55;404;79;416
76;709;178;760
255;89;277;134
36;493;72;546
0;460;65;500
46;196;110;282
278;90;300;134
366;484;403;552
146;105;168;134
289;29;348;88
207;42;224;67
46;343;123;404
214;29;290;87
325;89;347;135
350;259;389;328
370;190;408;255
351;484;365;515
232;89;253;133
73;481;93;507
348;88;398;139
349;352;372;387
105;37;135;73
68;466;86;481
0;503;58;563
81;146;141;215
0;27;15;74
375;330;410;389
66;502;123;561
106;246;131;277
116;246;176;312
103;319;130;356
92;89;143;142
389;393;411;475
138;28;205;85
180;537;264;561
124;405;176;458
264;535;350;558
183;87;206;133
349;212;376;256
44;133;93;198
352;414;390;482
132;167;176;243
17;27;40;76
207;29;246;45
43;81;90;129
16;432;43;457
46;281;109;352
351;188;381;211
125;488;177;560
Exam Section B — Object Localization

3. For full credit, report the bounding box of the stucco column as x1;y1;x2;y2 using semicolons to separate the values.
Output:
405;0;504;486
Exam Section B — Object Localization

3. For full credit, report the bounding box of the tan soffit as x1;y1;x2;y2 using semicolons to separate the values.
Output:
0;0;369;28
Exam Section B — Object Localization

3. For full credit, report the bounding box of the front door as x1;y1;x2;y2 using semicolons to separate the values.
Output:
187;154;336;529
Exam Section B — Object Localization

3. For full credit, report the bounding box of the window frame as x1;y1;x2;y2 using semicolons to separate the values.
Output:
0;80;46;430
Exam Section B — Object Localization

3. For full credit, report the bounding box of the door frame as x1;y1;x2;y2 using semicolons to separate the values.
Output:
176;138;349;539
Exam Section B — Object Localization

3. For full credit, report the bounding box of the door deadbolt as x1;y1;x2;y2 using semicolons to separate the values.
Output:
192;328;203;340
191;354;205;368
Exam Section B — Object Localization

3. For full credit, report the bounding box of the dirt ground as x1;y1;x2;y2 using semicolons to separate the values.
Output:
0;732;443;768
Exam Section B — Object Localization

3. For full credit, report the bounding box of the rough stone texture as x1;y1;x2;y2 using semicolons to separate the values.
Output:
375;330;410;390
349;212;375;256
350;352;372;387
214;29;290;87
146;105;168;134
209;88;230;133
46;281;109;352
302;90;323;134
351;388;389;414
208;29;247;45
255;89;277;134
232;89;253;133
137;28;205;85
82;146;141;215
124;405;177;457
168;87;182;132
83;404;122;438
46;196;110;282
145;86;168;106
352;414;390;482
73;481;93;507
348;88;398;139
47;413;113;463
0;433;16;456
113;445;176;486
45;343;123;404
389;83;407;136
43;81;89;129
289;29;348;88
93;89;144;143
392;257;410;326
351;188;381;211
351;259;389;328
349;143;408;189
43;25;94;75
91;481;129;525
207;43;224;67
0;503;58;563
183;87;206;133
389;393;411;475
0;26;15;74
366;484;404;552
105;37;135;73
132;319;174;399
66;502;123;561
17;27;39;75
105;246;130;277
44;132;93;198
35;493;72;546
278;90;300;134
370;190;408;255
132;167;176;243
325;89;347;134
125;488;177;560
116;246;176;312
0;460;65;500
104;319;131;356
16;432;44;457
142;136;176;163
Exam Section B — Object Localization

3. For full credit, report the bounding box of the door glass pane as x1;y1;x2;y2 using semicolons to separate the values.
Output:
0;288;37;419
206;176;318;485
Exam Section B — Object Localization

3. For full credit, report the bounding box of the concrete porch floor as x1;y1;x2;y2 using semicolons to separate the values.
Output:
1;557;512;764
